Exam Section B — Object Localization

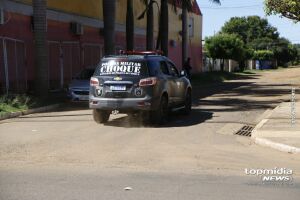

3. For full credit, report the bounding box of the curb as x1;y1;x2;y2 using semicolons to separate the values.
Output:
0;104;62;121
251;104;300;154
253;137;300;154
251;107;275;138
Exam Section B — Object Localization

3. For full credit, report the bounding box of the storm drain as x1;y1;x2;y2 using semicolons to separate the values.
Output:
235;125;254;137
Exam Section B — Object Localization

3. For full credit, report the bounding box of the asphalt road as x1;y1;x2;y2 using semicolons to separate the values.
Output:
1;167;299;200
1;68;300;199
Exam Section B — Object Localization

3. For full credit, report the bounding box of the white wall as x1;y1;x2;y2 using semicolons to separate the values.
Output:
202;57;255;72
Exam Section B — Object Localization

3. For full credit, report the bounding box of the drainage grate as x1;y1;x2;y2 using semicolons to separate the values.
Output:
235;125;254;137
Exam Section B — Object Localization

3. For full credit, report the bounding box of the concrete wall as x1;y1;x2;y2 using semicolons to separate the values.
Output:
202;58;255;72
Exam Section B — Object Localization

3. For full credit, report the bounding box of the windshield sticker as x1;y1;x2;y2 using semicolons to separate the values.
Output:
100;61;142;75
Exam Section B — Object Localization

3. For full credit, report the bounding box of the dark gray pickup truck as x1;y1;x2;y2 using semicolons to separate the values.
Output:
89;51;192;124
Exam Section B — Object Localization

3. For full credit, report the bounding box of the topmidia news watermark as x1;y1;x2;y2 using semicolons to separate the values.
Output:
245;167;293;185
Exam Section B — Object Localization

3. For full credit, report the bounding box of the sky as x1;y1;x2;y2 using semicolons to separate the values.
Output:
197;0;300;44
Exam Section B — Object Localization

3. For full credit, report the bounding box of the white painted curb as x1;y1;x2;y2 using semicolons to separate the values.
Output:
0;104;61;121
254;137;300;154
251;105;300;154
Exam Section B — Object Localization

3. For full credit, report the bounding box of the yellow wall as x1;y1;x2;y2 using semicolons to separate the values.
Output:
115;0;147;29
165;6;203;44
15;0;202;43
48;0;102;19
147;2;202;44
16;0;103;18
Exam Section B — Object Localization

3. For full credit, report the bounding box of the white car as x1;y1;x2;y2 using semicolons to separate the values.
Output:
68;68;95;101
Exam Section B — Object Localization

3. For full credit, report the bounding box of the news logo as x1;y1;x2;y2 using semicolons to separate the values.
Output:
245;167;293;185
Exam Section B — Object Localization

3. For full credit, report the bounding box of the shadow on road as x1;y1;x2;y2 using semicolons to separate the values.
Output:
192;81;292;112
192;81;254;100
104;109;213;128
198;98;284;113
27;72;292;126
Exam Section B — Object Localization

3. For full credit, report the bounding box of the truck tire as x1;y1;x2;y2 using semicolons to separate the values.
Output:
93;109;110;124
150;95;168;125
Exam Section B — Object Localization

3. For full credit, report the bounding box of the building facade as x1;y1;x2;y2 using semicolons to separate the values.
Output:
0;0;203;93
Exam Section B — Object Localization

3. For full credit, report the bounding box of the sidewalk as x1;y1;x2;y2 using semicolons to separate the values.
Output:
251;102;300;153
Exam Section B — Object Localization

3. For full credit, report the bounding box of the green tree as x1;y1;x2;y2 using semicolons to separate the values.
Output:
33;0;49;96
272;38;297;66
221;16;279;44
249;38;298;66
220;16;300;67
265;0;300;22
253;50;274;61
205;34;246;71
248;37;274;50
288;45;298;64
253;50;275;69
294;44;300;64
103;0;116;55
126;0;134;51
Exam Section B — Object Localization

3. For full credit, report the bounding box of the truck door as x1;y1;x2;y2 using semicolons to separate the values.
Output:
167;61;185;104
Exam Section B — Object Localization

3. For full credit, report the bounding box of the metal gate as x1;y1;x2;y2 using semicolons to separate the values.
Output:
0;38;5;93
0;40;102;93
48;41;61;91
48;41;81;90
0;37;27;94
62;42;80;87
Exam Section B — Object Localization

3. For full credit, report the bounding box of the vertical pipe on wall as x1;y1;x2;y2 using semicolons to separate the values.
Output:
182;2;188;67
3;40;9;94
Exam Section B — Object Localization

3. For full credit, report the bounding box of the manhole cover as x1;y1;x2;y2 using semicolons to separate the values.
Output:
235;125;254;137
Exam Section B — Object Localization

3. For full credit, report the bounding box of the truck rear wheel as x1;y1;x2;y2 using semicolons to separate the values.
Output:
150;95;168;125
93;109;110;124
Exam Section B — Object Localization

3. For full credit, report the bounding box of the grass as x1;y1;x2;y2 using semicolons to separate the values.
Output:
0;94;31;115
0;92;68;116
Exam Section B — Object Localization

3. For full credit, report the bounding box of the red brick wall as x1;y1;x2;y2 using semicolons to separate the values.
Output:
0;11;202;93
